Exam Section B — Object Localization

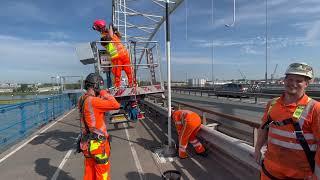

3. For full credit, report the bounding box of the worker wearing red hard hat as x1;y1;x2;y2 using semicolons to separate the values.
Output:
92;19;134;88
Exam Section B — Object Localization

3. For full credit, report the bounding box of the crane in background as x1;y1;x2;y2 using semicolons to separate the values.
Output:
270;64;278;82
238;69;246;82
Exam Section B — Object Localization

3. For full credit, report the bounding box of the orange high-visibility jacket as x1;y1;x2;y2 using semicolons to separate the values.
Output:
79;94;120;136
262;94;320;179
110;34;128;58
172;110;201;136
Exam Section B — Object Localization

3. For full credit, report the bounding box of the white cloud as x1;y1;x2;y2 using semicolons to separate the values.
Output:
161;55;254;65
241;46;262;55
306;21;320;42
191;36;312;49
191;0;320;31
45;32;70;40
0;35;91;83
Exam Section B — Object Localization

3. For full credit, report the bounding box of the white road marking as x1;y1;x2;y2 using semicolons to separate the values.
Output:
174;160;195;179
144;117;175;145
140;119;161;142
190;157;208;172
51;149;73;180
0;109;75;164
123;123;144;180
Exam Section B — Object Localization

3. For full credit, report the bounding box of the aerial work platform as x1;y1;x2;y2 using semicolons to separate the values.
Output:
76;41;164;98
76;40;164;123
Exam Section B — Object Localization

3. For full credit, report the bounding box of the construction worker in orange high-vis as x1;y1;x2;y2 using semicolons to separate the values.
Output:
253;62;320;179
92;19;134;88
78;73;120;180
171;109;207;159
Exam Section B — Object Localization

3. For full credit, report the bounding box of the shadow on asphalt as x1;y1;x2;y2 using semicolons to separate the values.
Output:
35;158;74;180
126;171;162;180
29;130;78;152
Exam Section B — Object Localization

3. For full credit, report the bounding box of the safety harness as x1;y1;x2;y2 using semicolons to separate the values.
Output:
78;95;109;164
261;97;316;179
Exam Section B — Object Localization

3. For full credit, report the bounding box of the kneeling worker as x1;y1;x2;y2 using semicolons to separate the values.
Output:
78;73;120;180
171;109;207;159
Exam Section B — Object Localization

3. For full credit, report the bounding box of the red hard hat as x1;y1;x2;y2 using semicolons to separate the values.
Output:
93;19;106;31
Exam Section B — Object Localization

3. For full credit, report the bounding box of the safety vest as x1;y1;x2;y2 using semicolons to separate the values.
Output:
78;95;109;164
262;97;317;177
100;32;119;59
111;35;127;57
106;43;119;59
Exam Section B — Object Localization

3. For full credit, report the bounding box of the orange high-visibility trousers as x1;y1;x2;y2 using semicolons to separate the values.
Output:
83;136;111;180
84;158;110;180
111;53;133;88
178;116;205;158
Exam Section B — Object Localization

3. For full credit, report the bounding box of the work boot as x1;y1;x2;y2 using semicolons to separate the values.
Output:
179;150;188;159
196;149;208;157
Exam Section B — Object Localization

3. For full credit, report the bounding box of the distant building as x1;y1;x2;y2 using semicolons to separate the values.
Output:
188;78;206;87
0;89;13;93
171;81;187;86
37;86;60;92
0;83;18;93
0;83;10;88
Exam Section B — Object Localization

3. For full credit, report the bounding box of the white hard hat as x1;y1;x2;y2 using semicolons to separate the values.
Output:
285;62;314;79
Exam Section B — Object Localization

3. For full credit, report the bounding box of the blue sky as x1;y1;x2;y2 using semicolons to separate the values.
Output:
1;0;320;83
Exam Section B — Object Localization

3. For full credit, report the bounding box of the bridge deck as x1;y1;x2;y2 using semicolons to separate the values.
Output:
0;109;240;180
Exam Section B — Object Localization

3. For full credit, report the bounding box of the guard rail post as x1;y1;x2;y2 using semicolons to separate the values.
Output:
37;100;41;124
202;112;207;125
253;127;258;147
255;96;258;104
45;98;49;122
20;105;26;135
52;96;55;120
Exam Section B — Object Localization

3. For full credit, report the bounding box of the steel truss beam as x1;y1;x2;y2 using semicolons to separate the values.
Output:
112;0;184;43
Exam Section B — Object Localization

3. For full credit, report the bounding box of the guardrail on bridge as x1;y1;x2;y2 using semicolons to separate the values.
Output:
142;95;260;179
0;93;81;151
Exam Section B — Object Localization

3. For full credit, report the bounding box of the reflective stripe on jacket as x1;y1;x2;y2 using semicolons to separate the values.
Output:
82;95;120;136
262;94;317;178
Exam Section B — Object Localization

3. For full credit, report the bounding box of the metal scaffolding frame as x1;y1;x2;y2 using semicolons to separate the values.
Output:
112;0;184;43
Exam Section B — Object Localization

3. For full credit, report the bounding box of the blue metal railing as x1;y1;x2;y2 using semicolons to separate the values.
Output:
0;93;81;150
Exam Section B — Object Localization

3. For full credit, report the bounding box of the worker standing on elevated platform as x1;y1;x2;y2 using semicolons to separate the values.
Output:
172;109;207;159
78;73;120;180
92;19;134;88
253;62;320;179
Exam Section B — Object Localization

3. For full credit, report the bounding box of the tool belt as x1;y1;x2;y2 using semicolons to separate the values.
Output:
86;132;107;141
79;133;109;164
